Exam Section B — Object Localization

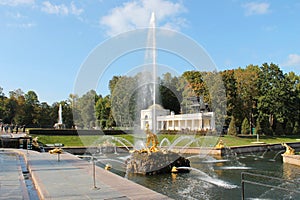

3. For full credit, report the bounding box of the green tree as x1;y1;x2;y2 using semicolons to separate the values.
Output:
109;76;121;95
181;71;210;101
11;90;26;126
76;90;97;129
202;71;227;133
255;120;262;135
111;75;138;127
36;102;53;127
234;65;260;134
95;95;112;129
23;91;40;126
257;63;296;135
241;117;250;135
0;87;6;121
160;73;181;114
179;71;210;114
285;72;300;134
2;97;17;124
228;116;237;136
221;70;238;125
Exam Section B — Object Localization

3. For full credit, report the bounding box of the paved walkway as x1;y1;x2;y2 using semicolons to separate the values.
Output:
0;151;28;200
0;149;171;200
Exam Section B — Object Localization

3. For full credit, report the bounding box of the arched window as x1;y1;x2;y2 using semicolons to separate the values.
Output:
145;115;148;120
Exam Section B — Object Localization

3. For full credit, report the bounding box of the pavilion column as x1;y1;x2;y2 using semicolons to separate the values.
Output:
192;119;195;131
211;113;215;130
199;118;203;130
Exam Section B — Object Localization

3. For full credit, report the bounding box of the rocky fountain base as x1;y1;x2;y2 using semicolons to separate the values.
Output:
125;151;190;175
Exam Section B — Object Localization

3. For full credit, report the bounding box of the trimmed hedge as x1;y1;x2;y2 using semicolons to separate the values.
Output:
28;129;215;136
158;129;215;136
28;129;131;136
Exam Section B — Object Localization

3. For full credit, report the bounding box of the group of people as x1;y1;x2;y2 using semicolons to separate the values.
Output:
0;123;25;134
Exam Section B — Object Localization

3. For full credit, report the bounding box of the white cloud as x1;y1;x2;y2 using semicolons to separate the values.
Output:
6;12;26;19
0;0;34;6
282;54;300;67
41;1;68;15
70;2;83;16
243;2;270;16
7;22;36;28
100;0;187;36
41;1;83;16
5;11;35;29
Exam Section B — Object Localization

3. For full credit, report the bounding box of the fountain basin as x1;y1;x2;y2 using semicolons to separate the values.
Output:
282;154;300;166
125;151;190;175
251;141;266;144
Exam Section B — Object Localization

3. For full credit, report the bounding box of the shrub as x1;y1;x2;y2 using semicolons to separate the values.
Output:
228;116;237;136
255;120;263;135
241;118;250;135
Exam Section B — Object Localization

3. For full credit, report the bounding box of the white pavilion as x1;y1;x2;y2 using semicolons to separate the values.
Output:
140;104;215;131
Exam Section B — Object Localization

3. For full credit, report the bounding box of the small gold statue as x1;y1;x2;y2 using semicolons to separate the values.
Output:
281;143;295;155
171;166;178;173
215;140;224;149
49;148;63;154
32;137;39;148
145;123;159;152
105;163;112;170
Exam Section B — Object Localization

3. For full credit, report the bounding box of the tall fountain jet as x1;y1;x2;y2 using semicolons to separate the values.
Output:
54;104;64;129
148;12;157;133
58;104;63;125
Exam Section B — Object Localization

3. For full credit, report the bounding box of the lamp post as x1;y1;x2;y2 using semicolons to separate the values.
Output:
92;155;98;189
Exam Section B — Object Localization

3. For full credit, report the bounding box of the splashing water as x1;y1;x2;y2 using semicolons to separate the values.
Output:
159;138;172;148
112;137;134;150
216;166;252;170
269;150;285;162
179;138;199;153
168;136;196;151
96;158;125;166
94;136;132;152
177;167;238;189
133;140;147;150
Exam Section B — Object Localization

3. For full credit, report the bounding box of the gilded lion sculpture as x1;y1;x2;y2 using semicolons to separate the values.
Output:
281;143;295;155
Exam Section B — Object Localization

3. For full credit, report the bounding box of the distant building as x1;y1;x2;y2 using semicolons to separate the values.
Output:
141;104;170;131
140;104;215;131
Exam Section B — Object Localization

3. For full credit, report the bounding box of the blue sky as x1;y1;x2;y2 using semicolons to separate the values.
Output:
0;0;299;104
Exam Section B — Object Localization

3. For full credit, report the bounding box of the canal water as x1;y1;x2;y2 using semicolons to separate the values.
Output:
93;150;300;200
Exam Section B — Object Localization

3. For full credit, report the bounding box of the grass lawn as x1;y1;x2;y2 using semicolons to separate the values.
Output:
30;134;135;147
30;134;300;148
219;135;300;147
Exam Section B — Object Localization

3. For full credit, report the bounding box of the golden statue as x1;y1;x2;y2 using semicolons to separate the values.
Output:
49;148;63;154
32;137;39;148
281;143;295;155
215;140;224;149
105;163;112;170
145;123;159;152
171;166;178;173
